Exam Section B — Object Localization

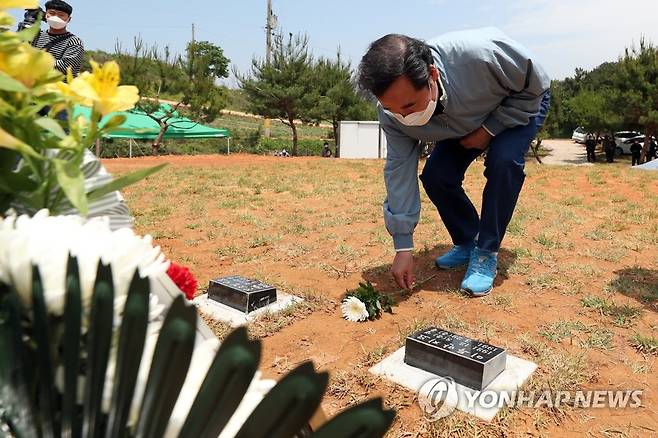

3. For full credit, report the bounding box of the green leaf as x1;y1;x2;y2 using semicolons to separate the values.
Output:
35;117;67;139
135;295;197;438
0;169;37;194
236;362;328;438
178;326;261;438
0;71;28;93
106;271;150;438
82;262;115;438
53;158;88;215
311;398;395;438
0;283;38;436
62;256;82;438
31;266;57;438
87;163;166;202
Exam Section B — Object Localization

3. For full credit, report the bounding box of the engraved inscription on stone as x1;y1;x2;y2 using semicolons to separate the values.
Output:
404;327;508;390
410;327;504;363
208;275;277;314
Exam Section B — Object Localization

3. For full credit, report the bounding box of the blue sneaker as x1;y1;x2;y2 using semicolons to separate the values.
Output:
461;248;498;297
435;241;476;269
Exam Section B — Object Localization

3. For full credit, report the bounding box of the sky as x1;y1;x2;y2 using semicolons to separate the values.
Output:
10;0;658;87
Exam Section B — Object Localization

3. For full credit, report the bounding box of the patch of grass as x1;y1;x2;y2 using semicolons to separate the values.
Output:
506;217;526;236
583;328;615;350
580;296;643;327
584;229;612;241
215;244;242;259
217;198;243;209
199;312;232;341
525;273;560;291
482;294;513;310
534;233;573;250
600;220;628;233
397;318;435;346
530;349;595;392
507;261;530;275
561;196;583;206
441;313;469;333
150;229;182;240
249;289;332;339
539;320;588;342
580;247;628;263
335;243;358;257
249;234;278;248
563;263;601;278
630;333;658;355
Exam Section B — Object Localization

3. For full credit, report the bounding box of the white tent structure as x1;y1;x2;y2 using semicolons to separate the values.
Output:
338;121;388;159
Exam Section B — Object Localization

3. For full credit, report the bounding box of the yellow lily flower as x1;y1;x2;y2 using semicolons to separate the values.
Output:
0;0;38;9
69;60;139;116
0;43;54;87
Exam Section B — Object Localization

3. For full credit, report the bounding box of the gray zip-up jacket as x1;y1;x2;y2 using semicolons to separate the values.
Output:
380;27;550;251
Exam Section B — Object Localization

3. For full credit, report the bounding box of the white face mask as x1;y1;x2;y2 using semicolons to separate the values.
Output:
387;79;438;127
47;16;68;30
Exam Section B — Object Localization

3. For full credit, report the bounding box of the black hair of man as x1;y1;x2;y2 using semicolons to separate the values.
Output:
357;34;433;97
45;0;73;15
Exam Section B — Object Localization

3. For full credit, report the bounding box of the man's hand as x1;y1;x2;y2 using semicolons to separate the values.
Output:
392;251;415;289
460;127;493;150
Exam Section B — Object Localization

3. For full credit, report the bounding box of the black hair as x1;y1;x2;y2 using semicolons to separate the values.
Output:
45;0;73;15
357;34;433;97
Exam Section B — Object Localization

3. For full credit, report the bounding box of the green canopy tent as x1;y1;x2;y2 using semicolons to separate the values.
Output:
74;104;231;156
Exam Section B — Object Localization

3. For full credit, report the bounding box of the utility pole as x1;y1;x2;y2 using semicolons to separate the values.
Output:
266;0;272;65
263;0;275;137
190;23;196;79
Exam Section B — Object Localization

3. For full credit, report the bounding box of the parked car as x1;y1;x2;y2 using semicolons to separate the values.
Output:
618;135;656;155
613;131;642;154
572;127;587;143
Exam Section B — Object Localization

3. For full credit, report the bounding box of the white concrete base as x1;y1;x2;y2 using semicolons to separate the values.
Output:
369;347;537;422
192;292;303;327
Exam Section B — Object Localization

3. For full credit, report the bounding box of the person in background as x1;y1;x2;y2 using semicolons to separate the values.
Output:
585;134;597;163
322;141;333;158
19;0;84;77
647;137;657;162
603;134;615;163
630;139;642;166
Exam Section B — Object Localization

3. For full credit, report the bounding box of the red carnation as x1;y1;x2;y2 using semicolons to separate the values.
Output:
167;262;198;300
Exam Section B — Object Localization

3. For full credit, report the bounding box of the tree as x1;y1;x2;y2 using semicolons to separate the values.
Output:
186;40;230;80
304;52;377;157
568;89;622;138
237;33;315;156
305;53;357;155
616;38;658;159
115;37;228;154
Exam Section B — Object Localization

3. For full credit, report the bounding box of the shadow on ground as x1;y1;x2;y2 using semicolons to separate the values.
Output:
609;267;658;312
360;244;519;305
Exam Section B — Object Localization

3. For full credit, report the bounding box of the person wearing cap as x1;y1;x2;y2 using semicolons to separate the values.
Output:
357;28;550;297
21;0;84;77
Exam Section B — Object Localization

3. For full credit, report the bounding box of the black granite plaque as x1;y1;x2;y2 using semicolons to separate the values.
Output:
404;327;507;390
208;275;277;314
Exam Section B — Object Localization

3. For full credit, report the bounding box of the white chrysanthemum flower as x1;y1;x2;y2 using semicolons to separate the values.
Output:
341;296;369;322
0;210;169;316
